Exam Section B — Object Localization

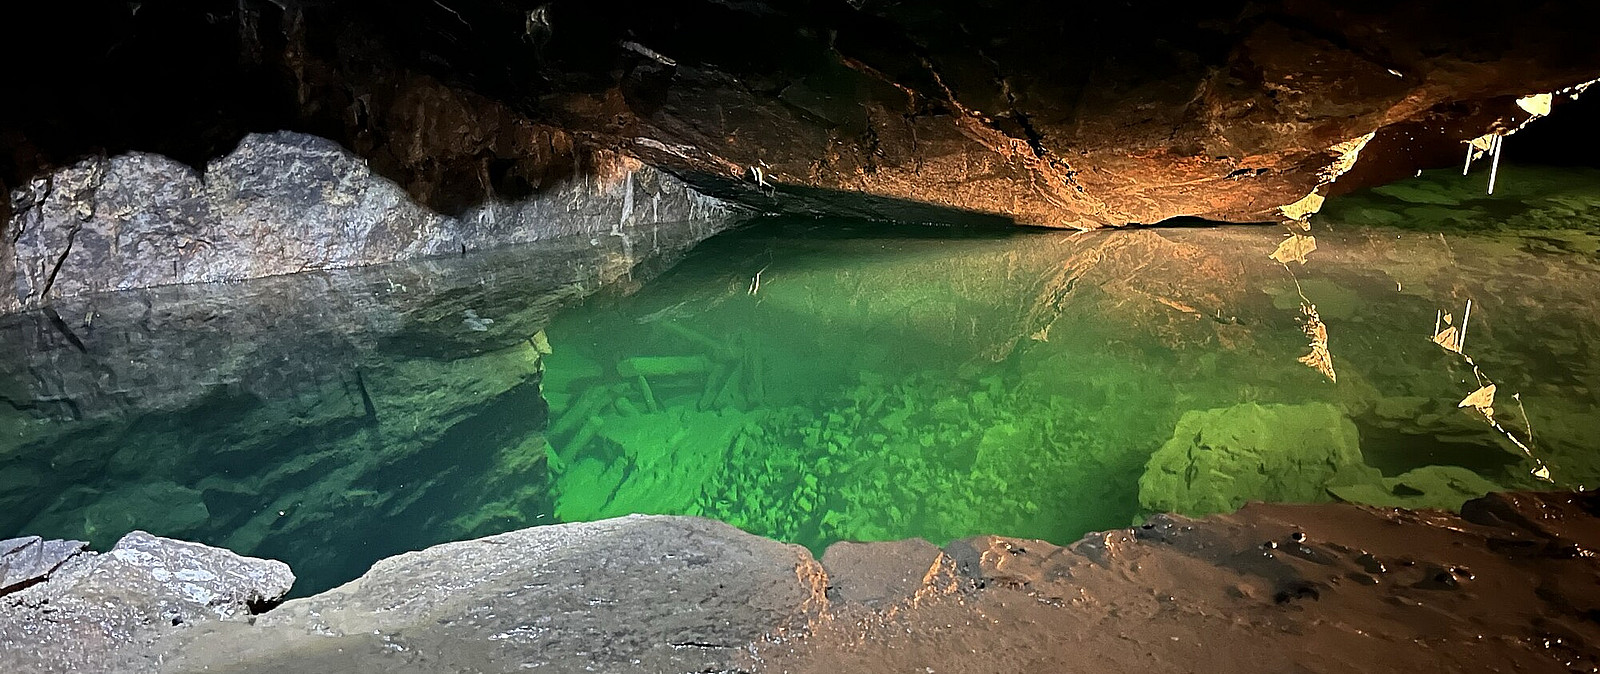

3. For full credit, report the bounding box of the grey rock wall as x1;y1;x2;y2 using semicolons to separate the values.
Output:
2;131;737;313
0;222;712;424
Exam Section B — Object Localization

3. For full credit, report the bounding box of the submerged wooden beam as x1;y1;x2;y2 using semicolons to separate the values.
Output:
617;355;712;378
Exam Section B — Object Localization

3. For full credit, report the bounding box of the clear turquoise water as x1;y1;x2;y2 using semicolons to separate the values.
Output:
4;167;1599;595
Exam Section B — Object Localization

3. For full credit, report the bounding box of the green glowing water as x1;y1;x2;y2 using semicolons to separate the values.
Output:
3;166;1599;595
532;215;1599;556
538;223;1160;550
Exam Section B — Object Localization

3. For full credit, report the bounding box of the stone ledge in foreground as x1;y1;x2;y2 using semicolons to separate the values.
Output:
5;492;1599;673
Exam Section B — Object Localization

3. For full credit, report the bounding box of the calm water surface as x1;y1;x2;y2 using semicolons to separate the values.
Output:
3;167;1598;594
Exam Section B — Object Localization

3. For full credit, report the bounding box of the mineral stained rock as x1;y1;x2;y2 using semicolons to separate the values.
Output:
0;530;292;674
1329;465;1505;511
1139;402;1382;516
7;494;1600;673
3;131;736;312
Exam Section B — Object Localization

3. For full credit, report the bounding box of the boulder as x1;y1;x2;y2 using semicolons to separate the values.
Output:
0;536;86;595
160;515;822;674
1139;402;1382;516
0;531;292;673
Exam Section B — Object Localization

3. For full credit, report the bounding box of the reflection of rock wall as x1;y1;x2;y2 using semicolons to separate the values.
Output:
0;218;717;424
0;211;731;586
3;131;737;313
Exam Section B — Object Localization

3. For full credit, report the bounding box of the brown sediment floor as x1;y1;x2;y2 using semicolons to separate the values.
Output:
765;491;1600;673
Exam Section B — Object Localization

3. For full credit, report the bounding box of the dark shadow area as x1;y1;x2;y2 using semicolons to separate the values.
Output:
258;378;552;598
1332;92;1600;197
671;174;1028;229
1127;215;1252;229
1504;92;1600;167
1356;421;1522;479
722;213;1031;241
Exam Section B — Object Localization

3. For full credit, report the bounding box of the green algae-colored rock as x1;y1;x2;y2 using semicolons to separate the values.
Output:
1139;402;1381;517
1328;465;1504;511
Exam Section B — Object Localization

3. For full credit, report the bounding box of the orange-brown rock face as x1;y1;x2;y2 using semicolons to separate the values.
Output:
598;0;1600;226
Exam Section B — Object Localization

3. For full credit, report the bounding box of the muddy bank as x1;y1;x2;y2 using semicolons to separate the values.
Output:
4;491;1599;673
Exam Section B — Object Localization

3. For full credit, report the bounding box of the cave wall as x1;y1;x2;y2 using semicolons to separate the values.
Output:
3;131;733;312
5;0;1600;290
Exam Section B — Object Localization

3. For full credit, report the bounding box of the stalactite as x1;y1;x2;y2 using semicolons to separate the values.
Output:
1487;134;1504;195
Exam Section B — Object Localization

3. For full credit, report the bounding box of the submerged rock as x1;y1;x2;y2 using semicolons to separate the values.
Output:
1139;402;1381;516
1325;165;1600;234
1329;465;1505;511
23;482;210;551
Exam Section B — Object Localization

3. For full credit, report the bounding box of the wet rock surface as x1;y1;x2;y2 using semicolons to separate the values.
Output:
159;516;823;674
777;491;1600;673
4;131;736;312
0;531;292;674
5;494;1600;672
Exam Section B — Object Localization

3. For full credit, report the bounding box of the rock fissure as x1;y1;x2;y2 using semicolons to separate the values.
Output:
39;307;88;355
